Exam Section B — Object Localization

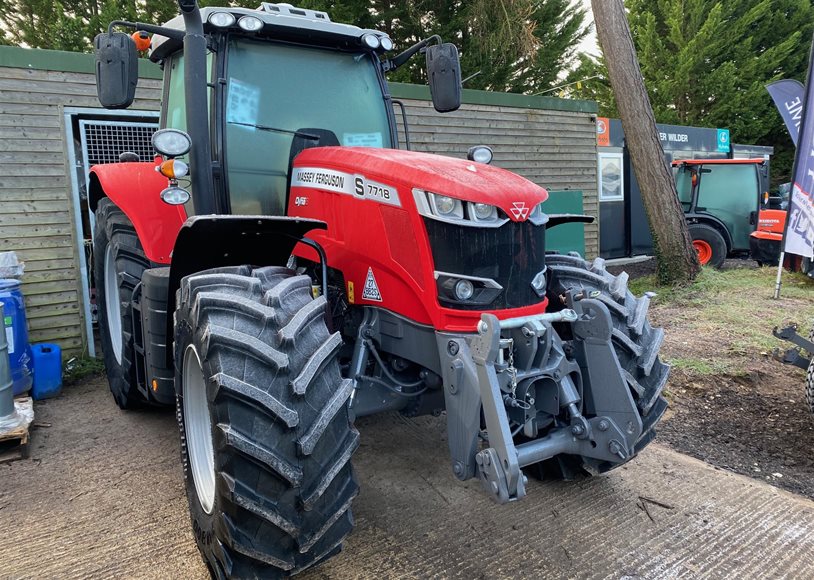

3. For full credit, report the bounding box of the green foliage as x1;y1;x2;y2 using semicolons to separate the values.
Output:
0;0;589;95
622;0;814;183
63;355;106;385
565;52;617;117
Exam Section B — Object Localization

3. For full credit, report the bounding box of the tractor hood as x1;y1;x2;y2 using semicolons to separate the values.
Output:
292;147;549;221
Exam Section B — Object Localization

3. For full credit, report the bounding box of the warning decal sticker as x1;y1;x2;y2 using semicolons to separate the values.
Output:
362;268;382;302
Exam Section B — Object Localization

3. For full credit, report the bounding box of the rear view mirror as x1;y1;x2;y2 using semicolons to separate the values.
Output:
93;32;138;109
426;43;461;113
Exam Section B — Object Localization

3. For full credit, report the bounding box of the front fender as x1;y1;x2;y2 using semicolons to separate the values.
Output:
89;163;187;264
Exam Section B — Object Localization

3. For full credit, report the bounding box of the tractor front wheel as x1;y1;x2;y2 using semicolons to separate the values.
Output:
689;223;727;268
542;253;669;478
175;265;358;578
93;198;150;409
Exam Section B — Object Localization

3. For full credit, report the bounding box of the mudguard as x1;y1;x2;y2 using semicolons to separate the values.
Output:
164;214;327;366
89;162;187;264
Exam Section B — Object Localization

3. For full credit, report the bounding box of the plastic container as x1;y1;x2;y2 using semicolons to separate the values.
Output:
0;279;32;396
31;343;62;400
0;303;14;419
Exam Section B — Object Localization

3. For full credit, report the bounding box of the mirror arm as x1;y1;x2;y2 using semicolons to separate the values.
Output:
384;34;441;72
107;19;185;41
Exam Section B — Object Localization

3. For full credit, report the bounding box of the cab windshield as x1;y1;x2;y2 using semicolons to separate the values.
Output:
224;39;393;215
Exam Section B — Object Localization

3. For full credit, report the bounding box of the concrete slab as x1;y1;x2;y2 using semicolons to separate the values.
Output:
1;378;812;578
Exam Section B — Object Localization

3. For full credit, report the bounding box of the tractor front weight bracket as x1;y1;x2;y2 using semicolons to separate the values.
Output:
438;301;644;504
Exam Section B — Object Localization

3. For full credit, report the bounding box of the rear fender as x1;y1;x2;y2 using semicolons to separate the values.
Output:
164;215;328;366
89;163;187;264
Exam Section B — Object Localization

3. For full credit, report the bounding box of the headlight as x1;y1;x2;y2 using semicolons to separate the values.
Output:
454;279;474;301
380;36;394;51
469;202;498;222
208;11;235;27
414;189;507;227
151;129;191;158
362;33;381;49
528;202;549;226
428;193;464;219
434;195;456;215
160;186;190;205
238;15;263;31
467;145;493;164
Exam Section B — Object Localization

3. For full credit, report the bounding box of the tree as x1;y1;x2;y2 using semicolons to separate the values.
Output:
625;0;814;184
565;52;617;117
0;0;590;96
592;0;700;284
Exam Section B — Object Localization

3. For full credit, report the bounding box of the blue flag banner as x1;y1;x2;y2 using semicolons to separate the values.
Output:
786;75;814;257
767;79;805;146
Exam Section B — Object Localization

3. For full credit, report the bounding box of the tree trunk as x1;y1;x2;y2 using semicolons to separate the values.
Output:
591;0;700;284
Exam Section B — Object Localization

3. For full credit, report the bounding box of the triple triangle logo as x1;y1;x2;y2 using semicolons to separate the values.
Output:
362;267;382;301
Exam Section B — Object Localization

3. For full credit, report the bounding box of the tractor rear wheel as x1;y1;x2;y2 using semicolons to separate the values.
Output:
540;253;669;479
175;265;358;578
93;198;150;409
689;223;727;268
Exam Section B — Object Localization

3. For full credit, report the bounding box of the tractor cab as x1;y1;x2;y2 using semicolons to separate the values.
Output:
95;3;461;217
672;158;767;266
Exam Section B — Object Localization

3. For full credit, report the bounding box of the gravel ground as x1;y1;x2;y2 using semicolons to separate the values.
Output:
609;257;814;499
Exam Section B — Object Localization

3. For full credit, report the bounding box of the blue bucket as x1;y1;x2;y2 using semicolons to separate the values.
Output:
32;343;62;400
0;279;33;396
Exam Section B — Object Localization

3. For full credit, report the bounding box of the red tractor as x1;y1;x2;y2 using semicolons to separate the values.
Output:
91;2;668;576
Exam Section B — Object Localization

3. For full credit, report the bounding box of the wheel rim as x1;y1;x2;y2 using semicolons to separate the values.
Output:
693;240;713;265
183;344;216;514
104;245;123;365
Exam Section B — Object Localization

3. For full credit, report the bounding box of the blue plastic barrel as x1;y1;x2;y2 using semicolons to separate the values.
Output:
32;343;62;400
0;279;33;396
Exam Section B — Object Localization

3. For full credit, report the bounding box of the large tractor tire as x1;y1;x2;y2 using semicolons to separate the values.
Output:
174;265;359;578
540;253;669;479
94;198;150;409
689;223;727;268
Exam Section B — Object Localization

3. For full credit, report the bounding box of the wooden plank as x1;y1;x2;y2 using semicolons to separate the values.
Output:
0;151;64;164
0;175;69;189
2;224;74;239
23;288;80;307
12;247;75;261
26;301;80;320
19;279;77;297
19;268;77;284
0;126;63;140
0;103;59;116
28;326;82;342
27;314;81;332
1;236;73;251
29;333;83;352
0;115;61;128
0;213;71;226
1;190;70;202
17;258;77;270
0;67;101;84
0;139;63;152
0;165;69;177
1;200;71;214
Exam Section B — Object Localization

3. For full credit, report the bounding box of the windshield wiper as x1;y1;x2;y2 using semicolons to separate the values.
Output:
228;121;320;141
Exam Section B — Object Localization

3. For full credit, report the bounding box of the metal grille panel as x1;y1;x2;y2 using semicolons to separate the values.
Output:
79;120;158;165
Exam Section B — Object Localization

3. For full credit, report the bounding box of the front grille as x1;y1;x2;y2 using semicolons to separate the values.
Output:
424;218;546;310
